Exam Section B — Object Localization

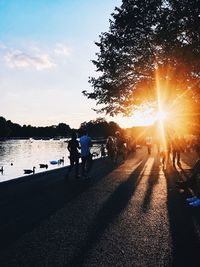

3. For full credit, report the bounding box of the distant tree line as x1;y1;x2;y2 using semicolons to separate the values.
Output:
0;116;121;139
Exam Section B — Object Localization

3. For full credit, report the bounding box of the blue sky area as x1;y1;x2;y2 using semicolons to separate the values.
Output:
1;0;153;128
1;0;126;128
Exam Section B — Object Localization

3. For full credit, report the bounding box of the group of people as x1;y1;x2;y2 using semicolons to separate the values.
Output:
65;128;93;180
65;129;129;180
145;135;186;167
106;131;127;164
66;129;200;209
144;134;200;207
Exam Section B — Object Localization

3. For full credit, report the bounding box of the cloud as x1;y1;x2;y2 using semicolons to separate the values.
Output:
54;43;71;56
0;41;7;50
3;42;72;70
5;50;55;70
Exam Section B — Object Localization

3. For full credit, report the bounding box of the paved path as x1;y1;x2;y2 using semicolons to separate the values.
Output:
0;147;200;267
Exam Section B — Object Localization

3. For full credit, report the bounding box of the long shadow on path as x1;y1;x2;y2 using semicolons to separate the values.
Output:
68;157;149;267
142;154;160;213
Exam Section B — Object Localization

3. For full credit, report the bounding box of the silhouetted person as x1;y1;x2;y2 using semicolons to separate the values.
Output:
106;136;116;162
100;144;106;157
172;136;181;165
115;131;126;163
80;128;93;178
146;136;153;155
160;137;171;167
66;131;80;179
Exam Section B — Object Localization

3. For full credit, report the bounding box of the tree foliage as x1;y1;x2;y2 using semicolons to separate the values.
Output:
79;117;121;138
83;0;200;116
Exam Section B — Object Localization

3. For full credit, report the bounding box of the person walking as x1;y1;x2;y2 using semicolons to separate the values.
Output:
80;128;93;178
65;131;80;179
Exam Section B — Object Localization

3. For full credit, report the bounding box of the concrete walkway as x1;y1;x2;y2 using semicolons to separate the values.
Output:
0;147;200;267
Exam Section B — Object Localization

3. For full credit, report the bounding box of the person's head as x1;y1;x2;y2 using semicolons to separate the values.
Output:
71;131;77;140
80;128;88;136
115;131;120;137
107;136;113;142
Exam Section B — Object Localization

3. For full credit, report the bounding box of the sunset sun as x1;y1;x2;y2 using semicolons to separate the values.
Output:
156;111;168;122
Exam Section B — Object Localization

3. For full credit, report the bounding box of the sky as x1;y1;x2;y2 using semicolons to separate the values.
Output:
0;0;153;129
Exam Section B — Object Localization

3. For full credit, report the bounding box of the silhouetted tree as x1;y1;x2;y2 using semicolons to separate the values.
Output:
0;117;10;137
79;118;121;137
83;0;200;117
0;117;72;138
56;123;71;137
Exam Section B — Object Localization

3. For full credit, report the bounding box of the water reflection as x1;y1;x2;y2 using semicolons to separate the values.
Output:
0;139;101;182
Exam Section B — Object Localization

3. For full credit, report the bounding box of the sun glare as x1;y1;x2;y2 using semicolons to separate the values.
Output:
156;111;168;122
115;107;155;128
116;63;196;132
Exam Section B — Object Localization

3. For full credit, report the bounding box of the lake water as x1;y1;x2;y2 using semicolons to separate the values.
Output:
0;139;102;182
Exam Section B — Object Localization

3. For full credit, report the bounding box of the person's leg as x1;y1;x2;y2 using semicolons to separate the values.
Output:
75;159;79;178
66;158;74;178
86;154;93;174
162;154;166;166
81;156;86;176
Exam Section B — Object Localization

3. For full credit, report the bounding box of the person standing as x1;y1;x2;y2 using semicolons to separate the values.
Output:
115;131;126;163
106;136;116;162
160;136;171;168
146;136;153;155
172;135;181;165
66;131;80;179
80;128;93;178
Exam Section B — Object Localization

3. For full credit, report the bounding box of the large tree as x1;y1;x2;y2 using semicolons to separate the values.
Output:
83;0;200;121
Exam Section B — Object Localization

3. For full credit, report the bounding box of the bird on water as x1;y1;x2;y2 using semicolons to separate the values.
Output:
24;166;36;174
59;157;64;164
39;164;48;169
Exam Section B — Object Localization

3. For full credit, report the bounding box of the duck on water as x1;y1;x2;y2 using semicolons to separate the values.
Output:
39;164;48;169
24;166;36;175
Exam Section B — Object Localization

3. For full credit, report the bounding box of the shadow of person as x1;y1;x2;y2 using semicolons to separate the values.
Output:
68;158;148;267
142;155;160;213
